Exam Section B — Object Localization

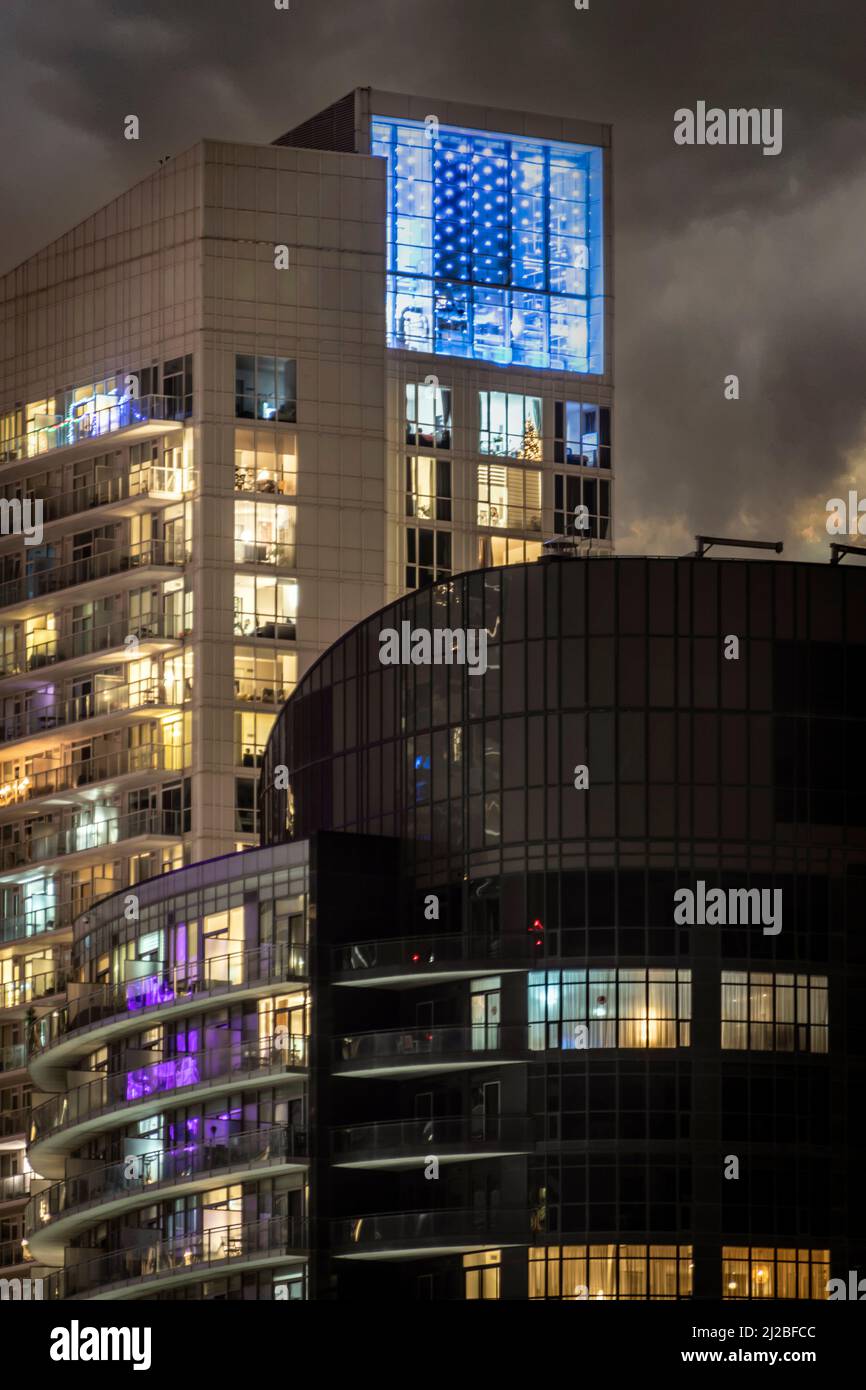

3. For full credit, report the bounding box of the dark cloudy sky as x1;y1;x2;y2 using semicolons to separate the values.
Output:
2;0;864;558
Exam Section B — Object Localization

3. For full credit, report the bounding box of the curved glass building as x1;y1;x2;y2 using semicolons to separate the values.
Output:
25;554;866;1299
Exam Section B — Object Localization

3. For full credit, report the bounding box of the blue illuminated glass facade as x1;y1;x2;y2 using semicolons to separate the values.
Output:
372;116;604;374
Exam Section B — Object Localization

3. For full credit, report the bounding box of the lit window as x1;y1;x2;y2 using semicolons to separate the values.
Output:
554;401;611;467
477;536;543;568
528;969;691;1050
464;1250;501;1299
373;117;603;373
233;575;298;640
554;473;611;540
477;463;541;530
720;972;828;1052
405;527;451;589
235;710;276;768
235;356;296;423
479;392;542;458
234;500;296;565
234;647;296;703
530;1245;692;1300
405;382;451;448
405;456;451;522
234;428;297;495
722;1247;829;1300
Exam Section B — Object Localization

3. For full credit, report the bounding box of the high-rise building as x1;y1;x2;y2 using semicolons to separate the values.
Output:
20;554;866;1300
0;89;613;1288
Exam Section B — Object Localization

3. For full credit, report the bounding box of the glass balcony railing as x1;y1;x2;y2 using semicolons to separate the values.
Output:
0;883;116;944
2;396;183;464
0;964;71;1011
42;1213;306;1299
332;1115;534;1161
0;1173;31;1201
0;614;186;679
29;1035;308;1145
0;808;184;872
0;538;186;608
0;747;182;810
37;944;306;1050
333;1208;532;1251
0;1239;27;1267
335;1024;527;1067
0;1109;29;1138
27;1126;307;1235
0;677;185;744
333;932;544;975
0;1043;28;1072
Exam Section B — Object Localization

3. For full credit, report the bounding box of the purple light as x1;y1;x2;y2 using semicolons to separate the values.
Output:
126;975;175;1011
125;1055;200;1101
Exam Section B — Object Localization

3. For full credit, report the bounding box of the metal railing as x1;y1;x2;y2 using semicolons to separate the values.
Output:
0;808;184;872
0;676;184;744
42;1212;305;1299
0;1173;31;1201
1;396;183;464
333;1208;532;1250
37;465;190;522
0;614;186;679
333;932;543;974
37;943;306;1050
0;1239;27;1267
27;1126;306;1234
0;1043;27;1072
335;1024;526;1066
0;965;70;1011
0;884;116;944
0;538;186;608
0;747;182;810
0;1110;29;1138
332;1115;533;1159
29;1034;308;1144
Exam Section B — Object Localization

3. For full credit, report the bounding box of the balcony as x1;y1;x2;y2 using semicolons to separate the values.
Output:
333;932;542;988
0;1173;31;1202
0;1240;27;1269
0;885;115;944
41;1214;307;1300
0;677;183;748
333;1208;532;1260
29;1035;308;1175
0;808;184;876
332;1115;535;1170
0;395;183;466
334;1024;529;1079
31;943;307;1076
0;1109;28;1138
26;1126;307;1263
0;747;182;816
0;615;185;685
40;465;191;524
0;1043;27;1073
0;538;186;614
0;964;71;1012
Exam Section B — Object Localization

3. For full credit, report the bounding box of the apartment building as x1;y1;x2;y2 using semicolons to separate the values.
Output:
0;88;612;1287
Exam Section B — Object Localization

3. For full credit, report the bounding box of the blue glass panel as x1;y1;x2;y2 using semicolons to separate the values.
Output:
373;116;604;374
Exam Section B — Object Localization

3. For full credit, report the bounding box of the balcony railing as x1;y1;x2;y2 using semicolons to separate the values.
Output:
333;1208;532;1252
332;1115;534;1161
335;1024;527;1067
0;1110;29;1138
0;964;70;1011
0;808;184;872
29;1035;308;1145
38;466;190;522
0;677;184;744
0;883;116;944
0;1239;26;1267
333;932;544;975
234;678;293;705
0;747;182;810
27;1126;306;1235
1;395;183;464
0;614;186;679
0;1173;31;1201
0;1043;27;1072
37;943;306;1050
0;538;186;608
